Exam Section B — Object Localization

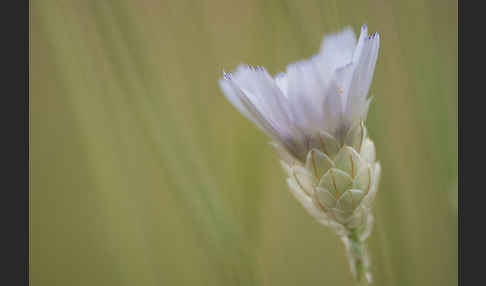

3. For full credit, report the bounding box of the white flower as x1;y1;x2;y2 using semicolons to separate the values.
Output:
219;25;379;162
220;25;382;283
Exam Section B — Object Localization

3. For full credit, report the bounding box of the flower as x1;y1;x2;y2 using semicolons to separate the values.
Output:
219;24;381;283
219;24;379;163
219;24;381;229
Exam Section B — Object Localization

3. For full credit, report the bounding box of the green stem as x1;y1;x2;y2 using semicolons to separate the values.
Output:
345;228;370;286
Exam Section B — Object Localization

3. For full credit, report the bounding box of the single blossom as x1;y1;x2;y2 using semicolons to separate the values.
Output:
219;25;381;284
219;24;379;163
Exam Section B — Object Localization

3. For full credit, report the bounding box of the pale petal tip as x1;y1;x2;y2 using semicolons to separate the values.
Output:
360;25;381;41
366;32;379;41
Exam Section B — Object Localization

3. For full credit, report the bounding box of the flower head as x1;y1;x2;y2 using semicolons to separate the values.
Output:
219;25;379;162
219;25;382;283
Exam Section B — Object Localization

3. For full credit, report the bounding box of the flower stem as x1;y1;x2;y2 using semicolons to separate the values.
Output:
344;228;371;285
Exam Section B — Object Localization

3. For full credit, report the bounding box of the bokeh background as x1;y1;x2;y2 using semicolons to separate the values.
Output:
30;1;457;285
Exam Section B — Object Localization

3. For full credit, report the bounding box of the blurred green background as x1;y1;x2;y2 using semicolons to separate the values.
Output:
30;0;457;285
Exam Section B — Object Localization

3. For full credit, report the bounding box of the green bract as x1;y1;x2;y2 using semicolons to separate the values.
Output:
278;121;381;233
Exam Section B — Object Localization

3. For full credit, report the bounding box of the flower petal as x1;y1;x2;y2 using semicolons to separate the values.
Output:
317;26;357;80
344;28;380;126
220;65;308;158
283;59;328;131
